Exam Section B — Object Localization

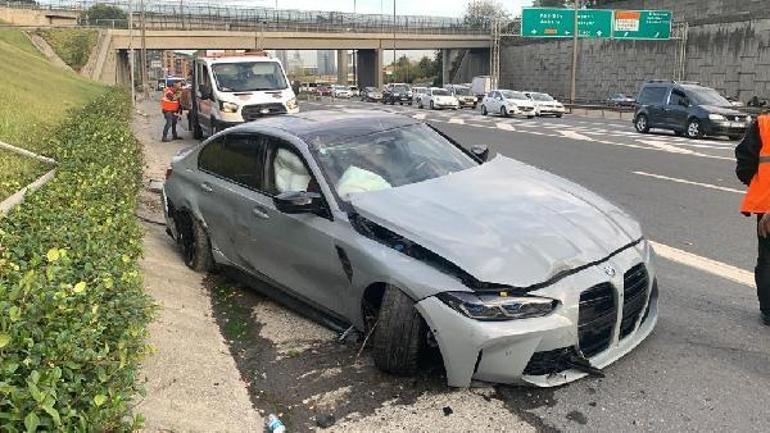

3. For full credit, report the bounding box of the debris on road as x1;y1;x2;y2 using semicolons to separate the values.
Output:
442;406;453;416
316;413;336;429
266;413;286;433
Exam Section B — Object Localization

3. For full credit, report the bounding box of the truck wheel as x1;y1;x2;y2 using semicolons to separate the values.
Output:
372;285;426;375
176;212;213;273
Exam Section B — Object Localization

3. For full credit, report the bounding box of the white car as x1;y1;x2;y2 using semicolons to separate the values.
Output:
525;91;566;118
417;87;460;110
332;85;352;98
349;86;359;97
481;90;538;118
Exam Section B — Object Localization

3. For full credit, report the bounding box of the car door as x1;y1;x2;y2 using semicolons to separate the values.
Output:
196;63;214;134
196;133;265;263
638;86;669;128
235;134;351;318
665;88;690;131
487;91;500;111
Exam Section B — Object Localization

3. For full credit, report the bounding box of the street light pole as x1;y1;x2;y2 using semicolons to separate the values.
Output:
128;0;135;105
392;0;396;76
140;0;149;100
570;0;579;104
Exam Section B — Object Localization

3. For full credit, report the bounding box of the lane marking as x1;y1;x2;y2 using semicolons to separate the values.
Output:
651;241;753;287
496;122;516;131
412;113;426;120
559;130;594;141
448;118;465;125
632;171;744;194
637;139;733;161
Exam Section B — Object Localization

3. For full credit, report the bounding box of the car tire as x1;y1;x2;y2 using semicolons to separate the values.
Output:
501;107;509;117
556;113;563;118
635;114;650;133
430;101;435;110
527;115;535;119
372;285;426;375
177;212;213;273
686;118;703;139
481;105;488;116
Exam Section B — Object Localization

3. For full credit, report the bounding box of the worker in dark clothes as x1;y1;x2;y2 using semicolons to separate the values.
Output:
161;81;182;142
735;114;770;326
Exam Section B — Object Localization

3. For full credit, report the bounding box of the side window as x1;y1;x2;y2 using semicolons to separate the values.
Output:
198;134;265;189
264;139;318;196
638;86;668;105
669;89;689;107
198;64;211;97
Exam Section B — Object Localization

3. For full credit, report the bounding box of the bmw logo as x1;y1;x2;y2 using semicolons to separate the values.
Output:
602;264;617;278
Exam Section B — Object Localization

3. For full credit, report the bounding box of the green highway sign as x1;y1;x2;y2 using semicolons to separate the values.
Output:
521;8;673;40
613;10;672;40
577;9;613;39
521;8;612;39
521;8;576;38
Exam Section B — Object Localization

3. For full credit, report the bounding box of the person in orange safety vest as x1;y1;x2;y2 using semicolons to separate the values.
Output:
736;113;770;326
161;81;182;142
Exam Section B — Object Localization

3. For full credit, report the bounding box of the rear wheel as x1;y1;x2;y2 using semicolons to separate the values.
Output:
176;212;213;273
635;114;650;133
372;286;426;375
686;118;703;139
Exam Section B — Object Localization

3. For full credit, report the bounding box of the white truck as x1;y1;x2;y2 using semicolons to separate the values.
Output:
470;75;492;97
188;51;298;139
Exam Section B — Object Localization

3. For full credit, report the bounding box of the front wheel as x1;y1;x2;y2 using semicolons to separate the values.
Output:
501;107;509;118
481;105;488;116
556;113;563;118
430;101;435;110
686;118;703;139
372;286;426;375
635;114;650;133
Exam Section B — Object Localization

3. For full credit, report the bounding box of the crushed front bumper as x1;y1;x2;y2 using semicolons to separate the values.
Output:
415;243;658;387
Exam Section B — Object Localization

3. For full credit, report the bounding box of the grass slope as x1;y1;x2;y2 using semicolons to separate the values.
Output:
0;29;103;154
37;29;98;72
0;28;103;201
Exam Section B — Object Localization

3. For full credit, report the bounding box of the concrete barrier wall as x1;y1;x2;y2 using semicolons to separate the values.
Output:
499;0;770;101
0;6;78;27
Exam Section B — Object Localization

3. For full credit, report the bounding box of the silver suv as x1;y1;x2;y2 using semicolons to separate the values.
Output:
162;110;658;387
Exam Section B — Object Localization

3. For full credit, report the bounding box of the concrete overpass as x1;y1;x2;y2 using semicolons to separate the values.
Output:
97;29;490;88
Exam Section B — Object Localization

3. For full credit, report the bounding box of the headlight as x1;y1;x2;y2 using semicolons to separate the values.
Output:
220;101;239;113
746;115;753;123
437;291;558;321
709;114;727;121
286;98;298;110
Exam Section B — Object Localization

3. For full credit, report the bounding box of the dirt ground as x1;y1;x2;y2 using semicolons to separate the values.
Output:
131;96;537;432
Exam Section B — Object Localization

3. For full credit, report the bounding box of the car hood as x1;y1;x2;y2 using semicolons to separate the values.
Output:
700;104;744;115
349;156;642;288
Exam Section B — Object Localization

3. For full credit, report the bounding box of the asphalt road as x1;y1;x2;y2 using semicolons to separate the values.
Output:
298;98;770;432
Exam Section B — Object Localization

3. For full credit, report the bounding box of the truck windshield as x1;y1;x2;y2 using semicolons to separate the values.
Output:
211;62;288;92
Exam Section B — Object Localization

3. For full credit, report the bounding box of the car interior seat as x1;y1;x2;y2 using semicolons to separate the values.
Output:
274;148;311;193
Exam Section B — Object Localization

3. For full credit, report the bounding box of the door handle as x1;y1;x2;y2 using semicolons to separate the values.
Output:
200;183;213;193
252;206;269;219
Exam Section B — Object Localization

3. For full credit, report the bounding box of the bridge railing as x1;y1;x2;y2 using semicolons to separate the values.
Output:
7;1;490;35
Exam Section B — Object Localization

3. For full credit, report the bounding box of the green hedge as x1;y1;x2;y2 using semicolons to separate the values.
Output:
0;89;153;432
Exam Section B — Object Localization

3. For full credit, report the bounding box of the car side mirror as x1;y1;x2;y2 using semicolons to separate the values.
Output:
470;144;490;162
273;191;324;215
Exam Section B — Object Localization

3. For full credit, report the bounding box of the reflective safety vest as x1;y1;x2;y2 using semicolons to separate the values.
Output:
160;87;180;112
741;115;770;213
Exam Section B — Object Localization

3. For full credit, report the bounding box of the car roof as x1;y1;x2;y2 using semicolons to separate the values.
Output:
230;110;421;146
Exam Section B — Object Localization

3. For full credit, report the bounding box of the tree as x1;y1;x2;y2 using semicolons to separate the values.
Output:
81;4;127;26
463;0;510;28
533;0;567;6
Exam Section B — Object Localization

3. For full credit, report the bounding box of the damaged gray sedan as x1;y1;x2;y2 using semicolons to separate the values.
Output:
162;110;658;387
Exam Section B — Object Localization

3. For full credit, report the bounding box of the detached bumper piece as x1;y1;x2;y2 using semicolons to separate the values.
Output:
242;103;287;121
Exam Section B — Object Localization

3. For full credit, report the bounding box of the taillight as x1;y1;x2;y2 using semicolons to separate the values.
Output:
165;167;173;180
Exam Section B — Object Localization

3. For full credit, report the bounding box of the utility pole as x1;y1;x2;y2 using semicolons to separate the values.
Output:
569;0;579;104
129;0;135;105
140;0;149;100
392;0;396;76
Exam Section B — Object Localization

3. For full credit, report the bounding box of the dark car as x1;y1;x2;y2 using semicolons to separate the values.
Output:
634;80;751;140
382;83;412;105
608;93;636;108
